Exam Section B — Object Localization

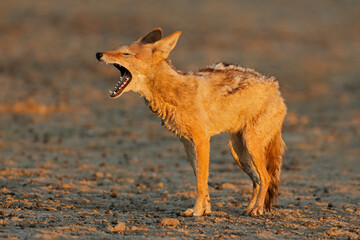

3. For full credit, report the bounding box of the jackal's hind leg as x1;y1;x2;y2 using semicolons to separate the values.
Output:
242;130;270;216
229;133;261;215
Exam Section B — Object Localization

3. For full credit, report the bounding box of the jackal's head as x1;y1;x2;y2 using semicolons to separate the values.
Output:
96;28;181;98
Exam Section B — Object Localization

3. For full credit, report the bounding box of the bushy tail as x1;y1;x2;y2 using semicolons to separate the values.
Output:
264;131;285;211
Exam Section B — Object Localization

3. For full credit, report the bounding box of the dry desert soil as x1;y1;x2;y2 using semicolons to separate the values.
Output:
0;0;359;239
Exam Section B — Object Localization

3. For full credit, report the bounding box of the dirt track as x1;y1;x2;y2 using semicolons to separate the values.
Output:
0;0;359;239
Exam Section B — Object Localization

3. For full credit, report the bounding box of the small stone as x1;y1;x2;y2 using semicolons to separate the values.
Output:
344;208;354;213
36;202;44;208
228;202;235;208
110;189;117;198
161;218;180;226
303;221;311;226
95;172;104;178
221;182;238;191
131;226;141;231
326;229;343;237
113;222;126;232
215;211;227;217
46;207;57;211
61;183;71;189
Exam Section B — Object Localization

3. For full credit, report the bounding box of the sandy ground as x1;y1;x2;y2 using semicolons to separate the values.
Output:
0;0;359;239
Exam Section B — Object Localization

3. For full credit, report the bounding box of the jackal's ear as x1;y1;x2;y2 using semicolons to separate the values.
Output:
137;28;163;45
153;31;182;59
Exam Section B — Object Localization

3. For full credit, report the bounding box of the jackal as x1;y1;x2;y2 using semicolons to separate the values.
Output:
96;28;286;216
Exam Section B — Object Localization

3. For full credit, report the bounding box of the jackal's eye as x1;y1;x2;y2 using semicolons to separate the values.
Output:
122;52;132;56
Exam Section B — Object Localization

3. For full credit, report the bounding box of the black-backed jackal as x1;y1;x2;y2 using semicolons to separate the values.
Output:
96;28;286;216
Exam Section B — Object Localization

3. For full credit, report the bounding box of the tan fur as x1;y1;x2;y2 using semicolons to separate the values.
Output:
96;28;287;217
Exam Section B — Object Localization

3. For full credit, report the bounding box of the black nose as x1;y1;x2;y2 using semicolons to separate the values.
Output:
96;52;103;61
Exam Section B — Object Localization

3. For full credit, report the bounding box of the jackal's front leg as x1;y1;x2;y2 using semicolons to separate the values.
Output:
182;135;211;217
180;137;197;177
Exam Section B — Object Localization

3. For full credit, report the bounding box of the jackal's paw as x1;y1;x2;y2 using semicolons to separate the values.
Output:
182;208;211;217
246;206;264;216
182;208;194;217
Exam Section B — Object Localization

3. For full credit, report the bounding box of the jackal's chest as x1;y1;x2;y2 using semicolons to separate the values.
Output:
144;98;189;138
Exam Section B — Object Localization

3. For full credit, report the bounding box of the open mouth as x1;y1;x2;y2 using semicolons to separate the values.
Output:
109;64;132;98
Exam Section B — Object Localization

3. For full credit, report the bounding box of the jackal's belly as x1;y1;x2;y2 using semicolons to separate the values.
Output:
207;111;248;135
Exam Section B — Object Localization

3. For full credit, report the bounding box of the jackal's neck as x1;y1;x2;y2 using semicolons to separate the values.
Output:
142;60;196;132
146;60;193;102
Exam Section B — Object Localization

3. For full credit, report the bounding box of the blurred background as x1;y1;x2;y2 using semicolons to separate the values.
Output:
1;0;359;169
1;0;359;117
0;0;359;238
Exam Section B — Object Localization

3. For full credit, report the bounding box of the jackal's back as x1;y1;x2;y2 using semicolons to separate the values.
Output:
193;63;282;135
197;63;276;96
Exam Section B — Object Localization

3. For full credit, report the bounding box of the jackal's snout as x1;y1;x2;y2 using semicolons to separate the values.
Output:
96;52;103;61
